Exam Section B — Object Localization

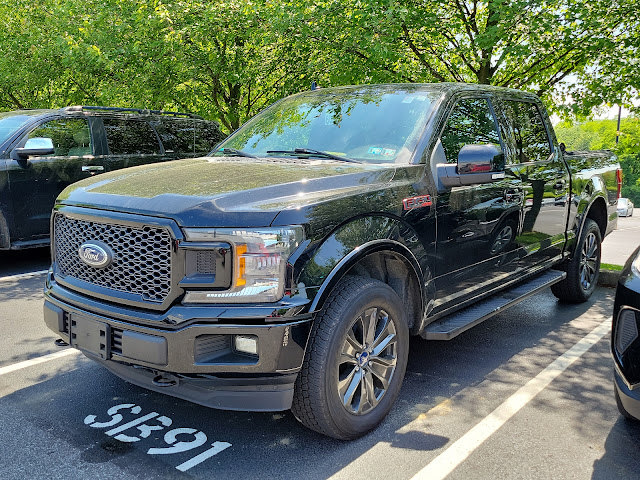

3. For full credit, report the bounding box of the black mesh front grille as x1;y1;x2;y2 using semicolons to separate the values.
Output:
54;214;172;303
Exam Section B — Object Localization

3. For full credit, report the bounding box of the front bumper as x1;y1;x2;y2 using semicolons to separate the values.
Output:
44;288;313;411
615;369;640;421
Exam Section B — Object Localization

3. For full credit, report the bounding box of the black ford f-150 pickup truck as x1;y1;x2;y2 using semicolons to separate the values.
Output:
44;83;620;439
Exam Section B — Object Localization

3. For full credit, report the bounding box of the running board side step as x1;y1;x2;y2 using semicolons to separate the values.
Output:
422;270;566;340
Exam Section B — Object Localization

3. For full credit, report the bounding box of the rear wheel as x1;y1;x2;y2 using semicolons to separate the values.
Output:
551;218;601;303
291;276;409;439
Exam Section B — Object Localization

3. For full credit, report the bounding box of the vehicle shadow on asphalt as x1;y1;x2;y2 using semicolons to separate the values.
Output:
0;288;621;479
592;417;640;479
0;247;50;277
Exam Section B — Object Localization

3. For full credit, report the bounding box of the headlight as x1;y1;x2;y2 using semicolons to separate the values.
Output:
182;226;304;303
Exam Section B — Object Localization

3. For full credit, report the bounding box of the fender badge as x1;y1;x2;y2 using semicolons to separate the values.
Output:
403;195;432;210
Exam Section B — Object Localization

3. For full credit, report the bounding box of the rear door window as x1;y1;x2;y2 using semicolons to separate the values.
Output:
150;118;196;155
194;121;225;154
151;118;225;156
103;118;160;155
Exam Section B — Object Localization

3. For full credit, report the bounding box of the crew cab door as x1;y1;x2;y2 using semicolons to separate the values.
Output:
90;117;164;171
6;116;102;241
492;97;569;269
432;96;524;309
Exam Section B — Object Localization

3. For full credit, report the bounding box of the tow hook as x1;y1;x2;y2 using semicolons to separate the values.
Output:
152;374;177;387
54;338;69;347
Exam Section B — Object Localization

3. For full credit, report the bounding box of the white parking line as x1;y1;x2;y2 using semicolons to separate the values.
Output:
0;348;81;376
411;319;610;480
0;270;48;283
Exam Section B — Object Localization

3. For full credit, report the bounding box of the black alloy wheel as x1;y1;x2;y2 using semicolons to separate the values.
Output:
292;276;409;440
338;306;398;415
551;218;601;303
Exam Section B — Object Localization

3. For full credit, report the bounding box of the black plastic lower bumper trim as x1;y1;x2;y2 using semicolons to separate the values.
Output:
99;358;297;412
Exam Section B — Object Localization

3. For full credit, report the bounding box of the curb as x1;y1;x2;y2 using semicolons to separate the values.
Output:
598;270;620;288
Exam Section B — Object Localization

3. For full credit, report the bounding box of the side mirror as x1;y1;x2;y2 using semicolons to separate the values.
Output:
436;143;505;189
14;137;55;160
457;143;502;174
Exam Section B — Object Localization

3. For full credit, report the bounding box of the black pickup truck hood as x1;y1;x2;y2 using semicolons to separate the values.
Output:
57;157;397;227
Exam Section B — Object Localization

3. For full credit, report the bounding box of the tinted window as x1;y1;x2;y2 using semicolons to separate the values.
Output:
103;118;160;155
150;118;196;155
440;98;501;164
28;119;91;156
502;100;551;164
195;122;225;154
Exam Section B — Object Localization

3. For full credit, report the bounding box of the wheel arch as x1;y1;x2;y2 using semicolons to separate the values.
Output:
307;240;426;331
584;195;608;239
297;214;434;332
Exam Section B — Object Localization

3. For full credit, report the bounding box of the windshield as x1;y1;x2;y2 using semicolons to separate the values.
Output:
0;112;36;145
217;85;440;164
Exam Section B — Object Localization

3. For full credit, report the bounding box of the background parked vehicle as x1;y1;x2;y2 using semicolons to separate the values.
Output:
612;245;640;422
0;106;225;250
617;197;634;217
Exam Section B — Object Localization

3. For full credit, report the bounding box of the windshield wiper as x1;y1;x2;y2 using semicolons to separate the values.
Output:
216;148;257;159
266;148;361;164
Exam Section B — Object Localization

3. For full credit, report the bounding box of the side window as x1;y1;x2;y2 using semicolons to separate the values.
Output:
151;118;196;155
28;119;91;157
501;100;552;164
194;121;226;154
440;98;501;164
103;118;160;155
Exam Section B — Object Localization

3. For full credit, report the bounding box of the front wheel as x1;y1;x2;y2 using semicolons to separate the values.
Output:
291;276;409;440
551;218;601;303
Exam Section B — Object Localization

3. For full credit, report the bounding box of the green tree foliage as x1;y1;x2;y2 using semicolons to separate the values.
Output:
0;0;318;131
278;0;638;108
556;117;640;204
0;1;637;130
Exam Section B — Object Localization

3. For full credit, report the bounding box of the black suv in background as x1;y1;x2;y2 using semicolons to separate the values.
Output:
0;106;225;249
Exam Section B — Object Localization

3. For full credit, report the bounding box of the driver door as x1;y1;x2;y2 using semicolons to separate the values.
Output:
7;117;99;241
432;96;524;311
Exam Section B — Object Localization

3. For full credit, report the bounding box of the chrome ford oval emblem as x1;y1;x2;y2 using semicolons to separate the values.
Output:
78;241;113;268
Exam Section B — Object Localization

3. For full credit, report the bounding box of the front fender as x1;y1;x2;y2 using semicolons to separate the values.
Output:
295;215;435;322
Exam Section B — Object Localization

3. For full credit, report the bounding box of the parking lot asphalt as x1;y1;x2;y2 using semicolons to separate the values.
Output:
1;214;639;479
601;214;640;266
1;265;639;478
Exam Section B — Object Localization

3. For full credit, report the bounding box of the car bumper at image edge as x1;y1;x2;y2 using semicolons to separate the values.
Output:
614;368;640;421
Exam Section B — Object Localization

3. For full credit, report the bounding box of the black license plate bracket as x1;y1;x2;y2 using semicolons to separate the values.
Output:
70;314;110;360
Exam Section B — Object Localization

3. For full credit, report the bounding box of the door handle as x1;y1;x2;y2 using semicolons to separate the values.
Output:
82;165;104;173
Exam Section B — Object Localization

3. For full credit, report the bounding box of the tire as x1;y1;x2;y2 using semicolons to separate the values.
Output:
551;218;601;303
615;384;639;423
291;276;409;440
489;219;516;255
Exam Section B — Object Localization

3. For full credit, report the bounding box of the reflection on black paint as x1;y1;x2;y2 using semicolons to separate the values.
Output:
440;98;502;166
